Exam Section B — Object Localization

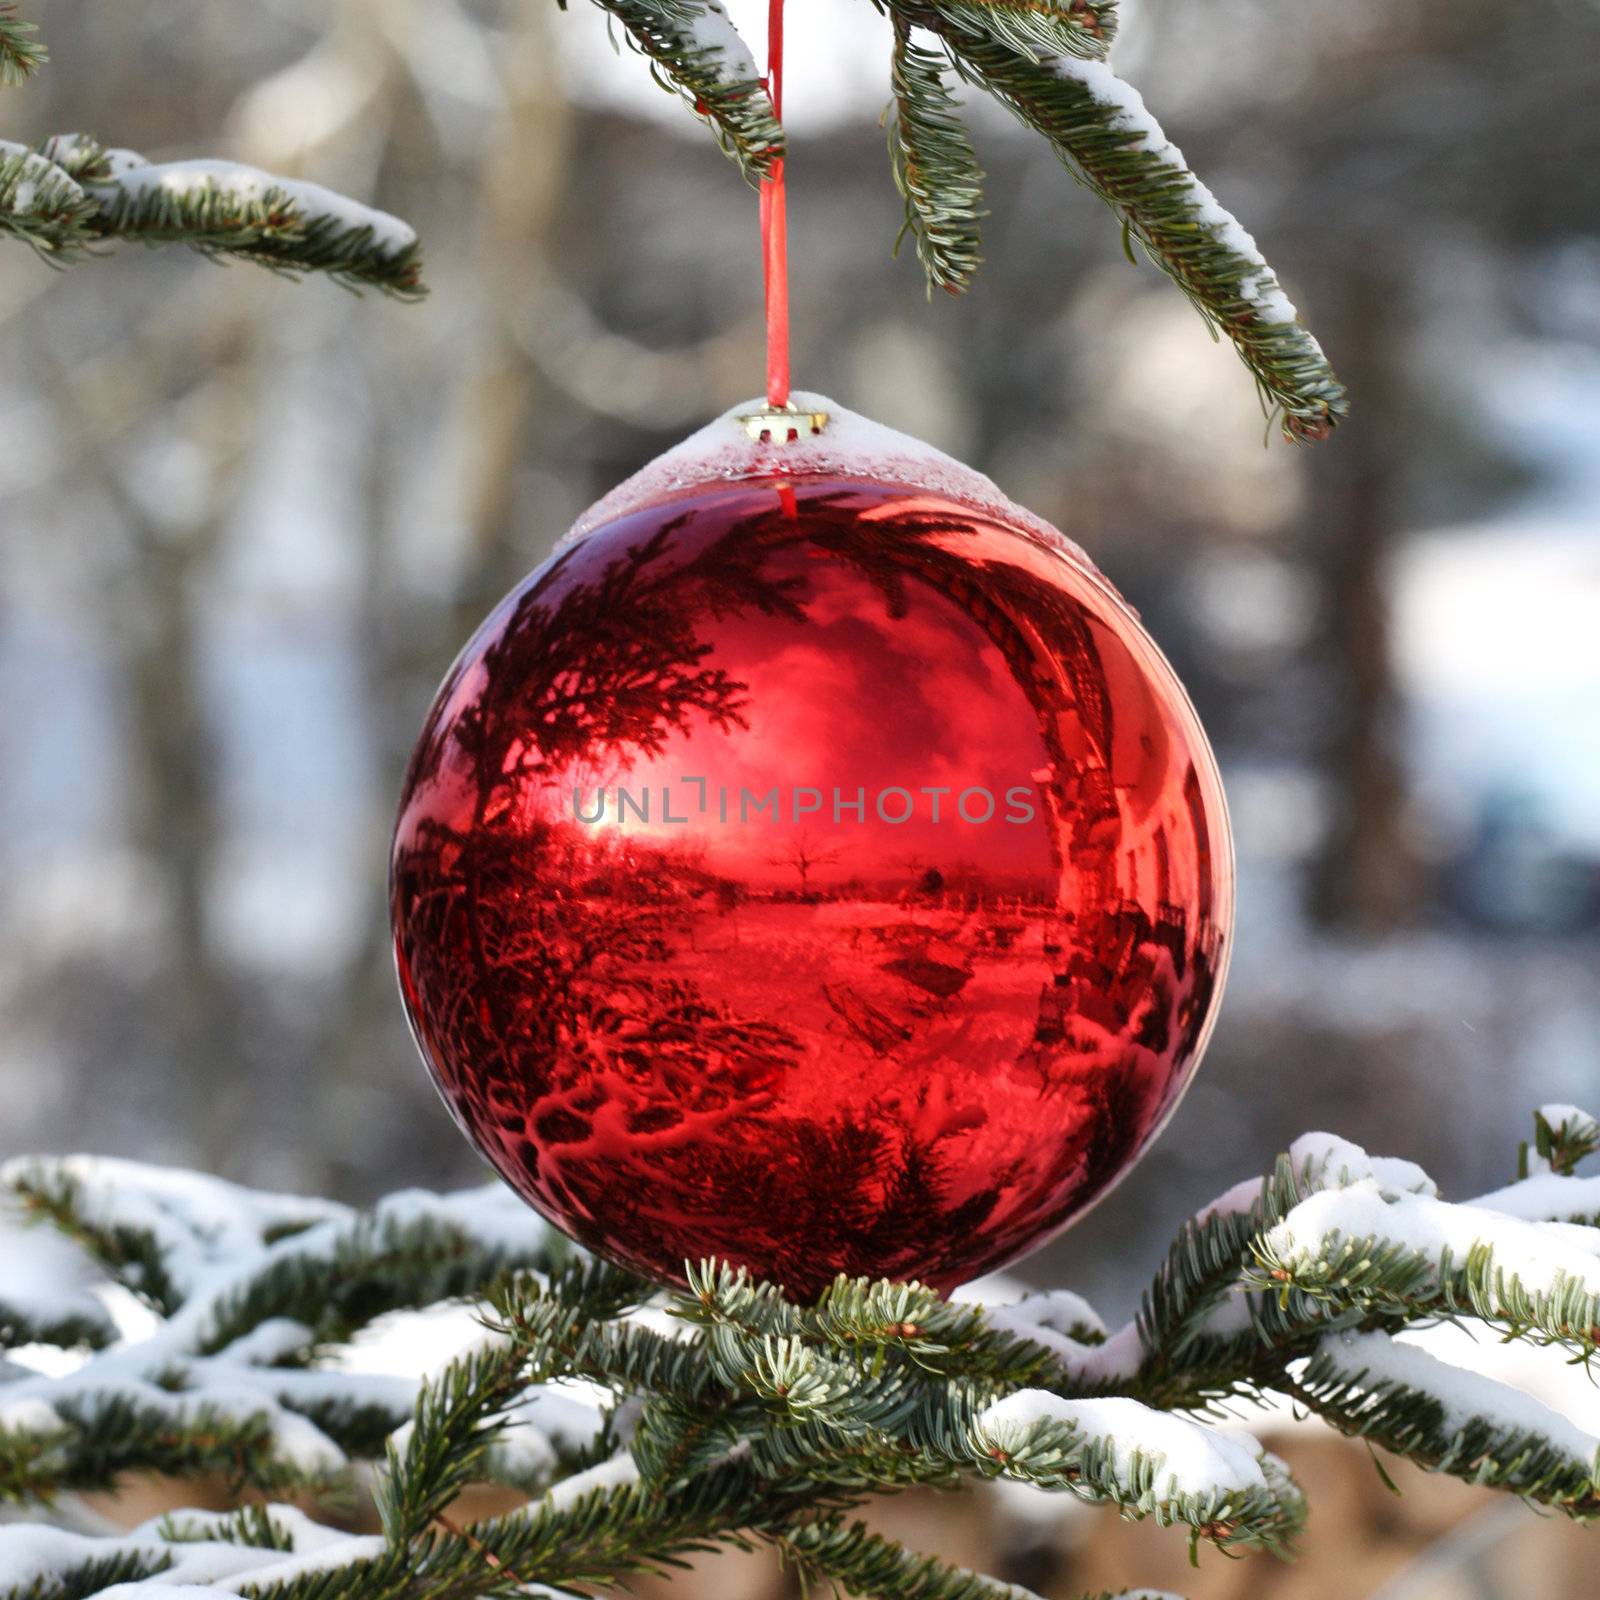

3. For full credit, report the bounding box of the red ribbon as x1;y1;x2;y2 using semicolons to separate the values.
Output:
760;0;790;409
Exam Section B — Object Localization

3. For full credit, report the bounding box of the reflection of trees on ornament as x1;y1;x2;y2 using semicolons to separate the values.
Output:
770;831;846;897
393;467;1232;1296
395;522;813;1233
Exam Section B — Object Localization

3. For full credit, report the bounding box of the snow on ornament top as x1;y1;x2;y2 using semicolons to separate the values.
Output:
567;391;1093;569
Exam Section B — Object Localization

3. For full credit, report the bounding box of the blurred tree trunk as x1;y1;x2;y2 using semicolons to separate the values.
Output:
1305;263;1423;930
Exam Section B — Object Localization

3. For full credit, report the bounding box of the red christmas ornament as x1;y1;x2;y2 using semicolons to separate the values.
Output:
391;398;1233;1298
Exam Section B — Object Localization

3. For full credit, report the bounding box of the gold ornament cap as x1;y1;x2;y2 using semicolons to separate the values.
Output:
736;401;831;443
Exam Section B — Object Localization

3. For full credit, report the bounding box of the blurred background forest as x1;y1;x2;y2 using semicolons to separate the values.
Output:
1;2;1598;1593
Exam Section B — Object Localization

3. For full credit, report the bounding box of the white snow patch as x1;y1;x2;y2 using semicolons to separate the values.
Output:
332;1299;507;1379
1265;1182;1600;1296
1470;1172;1600;1224
0;1161;553;1488
214;1317;314;1366
978;1391;1268;1499
1196;1284;1256;1339
0;1155;348;1300
0;1360;349;1473
949;1272;1029;1306
1288;1132;1436;1199
1195;1174;1265;1224
1320;1329;1600;1468
989;1289;1108;1343
566;393;1095;573
0;1394;64;1434
1541;1104;1599;1140
981;1307;1142;1385
0;1201;114;1340
374;1184;554;1260
542;1450;641;1509
682;1;762;85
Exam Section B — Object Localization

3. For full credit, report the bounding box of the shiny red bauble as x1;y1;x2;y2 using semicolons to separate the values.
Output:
391;401;1233;1298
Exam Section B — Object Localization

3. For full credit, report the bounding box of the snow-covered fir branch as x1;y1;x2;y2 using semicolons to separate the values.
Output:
584;0;783;182
5;1109;1600;1599
0;130;424;294
0;1156;575;1501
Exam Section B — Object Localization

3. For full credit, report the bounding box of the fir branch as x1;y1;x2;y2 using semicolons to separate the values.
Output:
1129;1205;1267;1409
953;1392;1305;1555
583;0;785;182
487;1263;722;1408
627;1395;746;1489
90;162;424;299
193;1207;545;1357
4;1550;168;1600
1289;1332;1600;1517
548;0;1344;436
0;4;44;85
0;141;428;294
0;1396;336;1503
888;20;985;294
435;1454;834;1594
378;1339;530;1544
1124;1154;1334;1411
1521;1104;1600;1180
779;1518;1180;1600
7;1172;181;1315
677;1257;811;1340
918;0;1115;65
1248;1186;1600;1359
807;1276;1065;1386
0;141;96;261
7;1112;1600;1597
777;1516;1048;1600
159;1504;298;1551
923;30;1346;439
0;1301;117;1354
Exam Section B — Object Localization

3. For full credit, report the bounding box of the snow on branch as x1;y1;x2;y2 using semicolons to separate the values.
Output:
0;1508;389;1599
6;1109;1600;1598
0;1199;117;1350
0;133;425;294
90;157;424;296
6;1153;348;1312
1293;1329;1600;1514
1471;1170;1600;1226
0;139;94;256
970;1390;1304;1553
933;35;1346;440
1253;1171;1600;1355
0;1157;575;1502
1519;1102;1600;1179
